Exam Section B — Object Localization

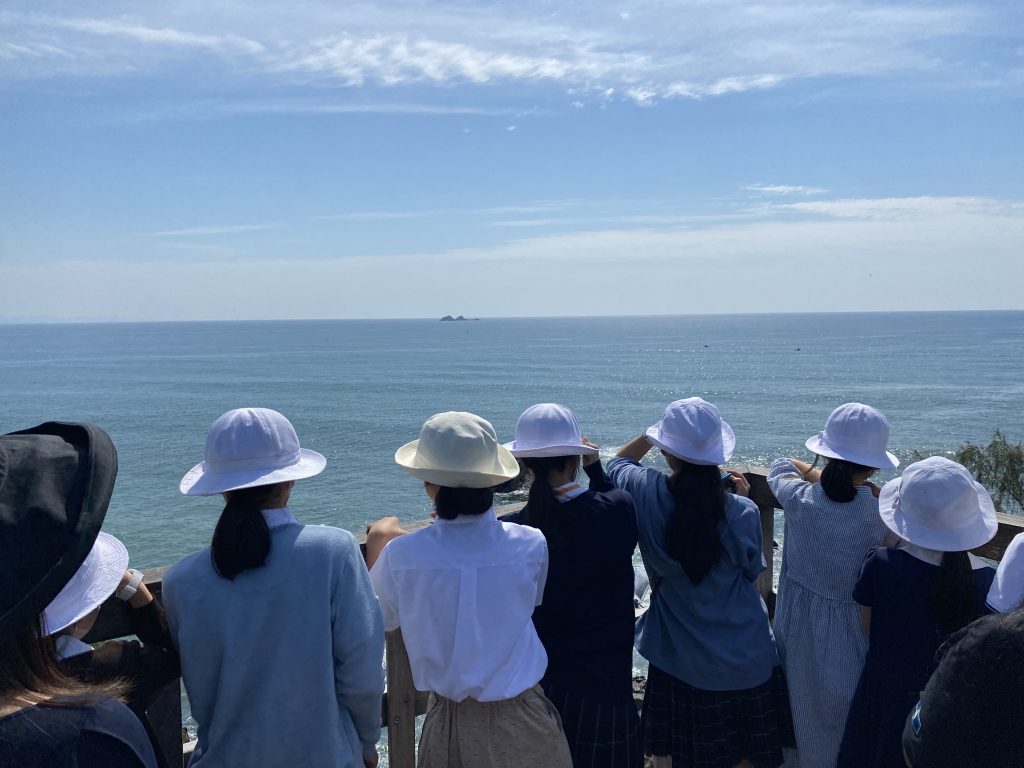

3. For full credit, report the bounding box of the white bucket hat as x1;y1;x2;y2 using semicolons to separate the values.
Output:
396;411;520;489
504;403;598;458
645;397;735;466
180;407;326;496
805;402;899;469
42;532;128;636
987;533;1024;613
879;456;997;551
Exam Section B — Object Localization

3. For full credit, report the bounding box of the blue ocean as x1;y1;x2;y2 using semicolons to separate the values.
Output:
3;312;1022;570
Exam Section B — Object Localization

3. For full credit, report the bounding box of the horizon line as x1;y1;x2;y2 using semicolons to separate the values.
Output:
2;307;1023;327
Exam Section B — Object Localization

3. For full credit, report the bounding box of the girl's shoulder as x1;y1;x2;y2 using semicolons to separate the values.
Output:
723;493;761;528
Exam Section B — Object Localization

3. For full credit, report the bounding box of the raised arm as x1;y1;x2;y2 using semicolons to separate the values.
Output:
616;435;653;462
787;457;821;483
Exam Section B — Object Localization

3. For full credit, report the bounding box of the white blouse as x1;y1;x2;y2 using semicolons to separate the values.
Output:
369;507;549;702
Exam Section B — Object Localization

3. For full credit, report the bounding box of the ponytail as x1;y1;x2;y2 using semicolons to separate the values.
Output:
664;461;726;584
433;486;493;520
820;459;873;503
211;484;279;580
931;551;977;636
520;456;576;546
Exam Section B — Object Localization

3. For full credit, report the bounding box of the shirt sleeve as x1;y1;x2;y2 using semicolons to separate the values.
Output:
852;548;881;607
583;460;614;492
332;535;386;757
159;574;181;653
535;537;549;607
767;458;808;510
987;532;1024;613
369;545;401;632
735;498;767;582
131;600;174;648
606;457;650;501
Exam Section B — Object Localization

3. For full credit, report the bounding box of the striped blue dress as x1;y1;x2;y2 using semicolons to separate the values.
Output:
768;460;894;768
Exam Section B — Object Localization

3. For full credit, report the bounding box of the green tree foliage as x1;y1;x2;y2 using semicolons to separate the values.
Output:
955;431;1024;515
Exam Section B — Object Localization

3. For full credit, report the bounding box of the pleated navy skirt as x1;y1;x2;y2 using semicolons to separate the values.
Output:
641;664;794;768
543;679;644;768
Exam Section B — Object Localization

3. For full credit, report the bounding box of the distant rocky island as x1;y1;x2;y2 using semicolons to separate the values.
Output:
440;315;479;321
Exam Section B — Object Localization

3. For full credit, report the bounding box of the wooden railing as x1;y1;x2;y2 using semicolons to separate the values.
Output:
86;468;1024;768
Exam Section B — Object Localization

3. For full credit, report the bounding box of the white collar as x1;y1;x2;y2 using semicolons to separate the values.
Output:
901;541;988;570
54;634;93;660
436;507;498;526
261;508;299;530
552;481;585;502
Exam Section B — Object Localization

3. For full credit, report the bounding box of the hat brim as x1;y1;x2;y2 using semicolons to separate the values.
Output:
879;478;999;551
0;422;117;643
180;449;327;496
43;532;128;636
503;441;599;458
645;420;736;466
805;435;899;469
395;439;520;489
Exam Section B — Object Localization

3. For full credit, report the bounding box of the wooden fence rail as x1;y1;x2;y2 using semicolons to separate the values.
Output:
86;468;1024;768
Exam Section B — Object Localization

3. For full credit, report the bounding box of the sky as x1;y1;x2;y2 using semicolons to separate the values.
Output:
1;0;1022;321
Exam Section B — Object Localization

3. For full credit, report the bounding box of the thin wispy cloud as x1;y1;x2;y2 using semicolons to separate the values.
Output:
745;184;828;196
140;223;280;237
314;200;579;222
1;1;1016;107
758;196;1024;221
126;99;531;123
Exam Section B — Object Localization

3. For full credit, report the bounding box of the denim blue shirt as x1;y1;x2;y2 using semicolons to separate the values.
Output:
606;457;777;691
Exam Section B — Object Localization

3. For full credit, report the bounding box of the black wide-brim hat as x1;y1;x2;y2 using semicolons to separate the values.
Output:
0;422;117;642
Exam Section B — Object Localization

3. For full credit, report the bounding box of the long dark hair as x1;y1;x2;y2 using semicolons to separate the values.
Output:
211;483;284;580
664;460;727;584
434;486;494;520
520;456;577;545
0;618;127;706
820;459;873;503
931;551;978;636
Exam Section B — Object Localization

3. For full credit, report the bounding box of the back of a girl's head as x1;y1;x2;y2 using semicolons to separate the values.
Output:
820;459;873;503
665;460;726;584
433;486;494;521
520;455;578;544
211;482;285;580
903;609;1024;767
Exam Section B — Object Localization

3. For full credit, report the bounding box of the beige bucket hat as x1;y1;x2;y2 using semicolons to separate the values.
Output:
396;411;519;489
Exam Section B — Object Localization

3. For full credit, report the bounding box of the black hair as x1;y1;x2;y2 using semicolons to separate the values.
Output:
820;459;874;503
664;459;727;584
211;483;282;580
433;486;494;521
520;455;578;545
930;550;979;637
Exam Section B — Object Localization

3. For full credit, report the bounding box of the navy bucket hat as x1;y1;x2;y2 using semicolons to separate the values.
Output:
0;422;118;642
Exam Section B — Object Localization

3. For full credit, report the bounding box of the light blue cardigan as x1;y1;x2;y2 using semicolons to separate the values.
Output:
164;510;385;768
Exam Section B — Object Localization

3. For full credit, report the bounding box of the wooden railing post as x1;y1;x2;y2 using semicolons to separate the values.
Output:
385;629;417;768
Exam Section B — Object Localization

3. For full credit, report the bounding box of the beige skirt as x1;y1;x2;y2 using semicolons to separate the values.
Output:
418;684;574;768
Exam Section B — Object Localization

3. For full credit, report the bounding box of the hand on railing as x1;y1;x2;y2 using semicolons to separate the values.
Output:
723;470;750;497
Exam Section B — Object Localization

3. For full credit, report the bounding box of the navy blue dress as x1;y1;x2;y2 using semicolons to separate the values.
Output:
506;461;641;768
836;548;995;768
